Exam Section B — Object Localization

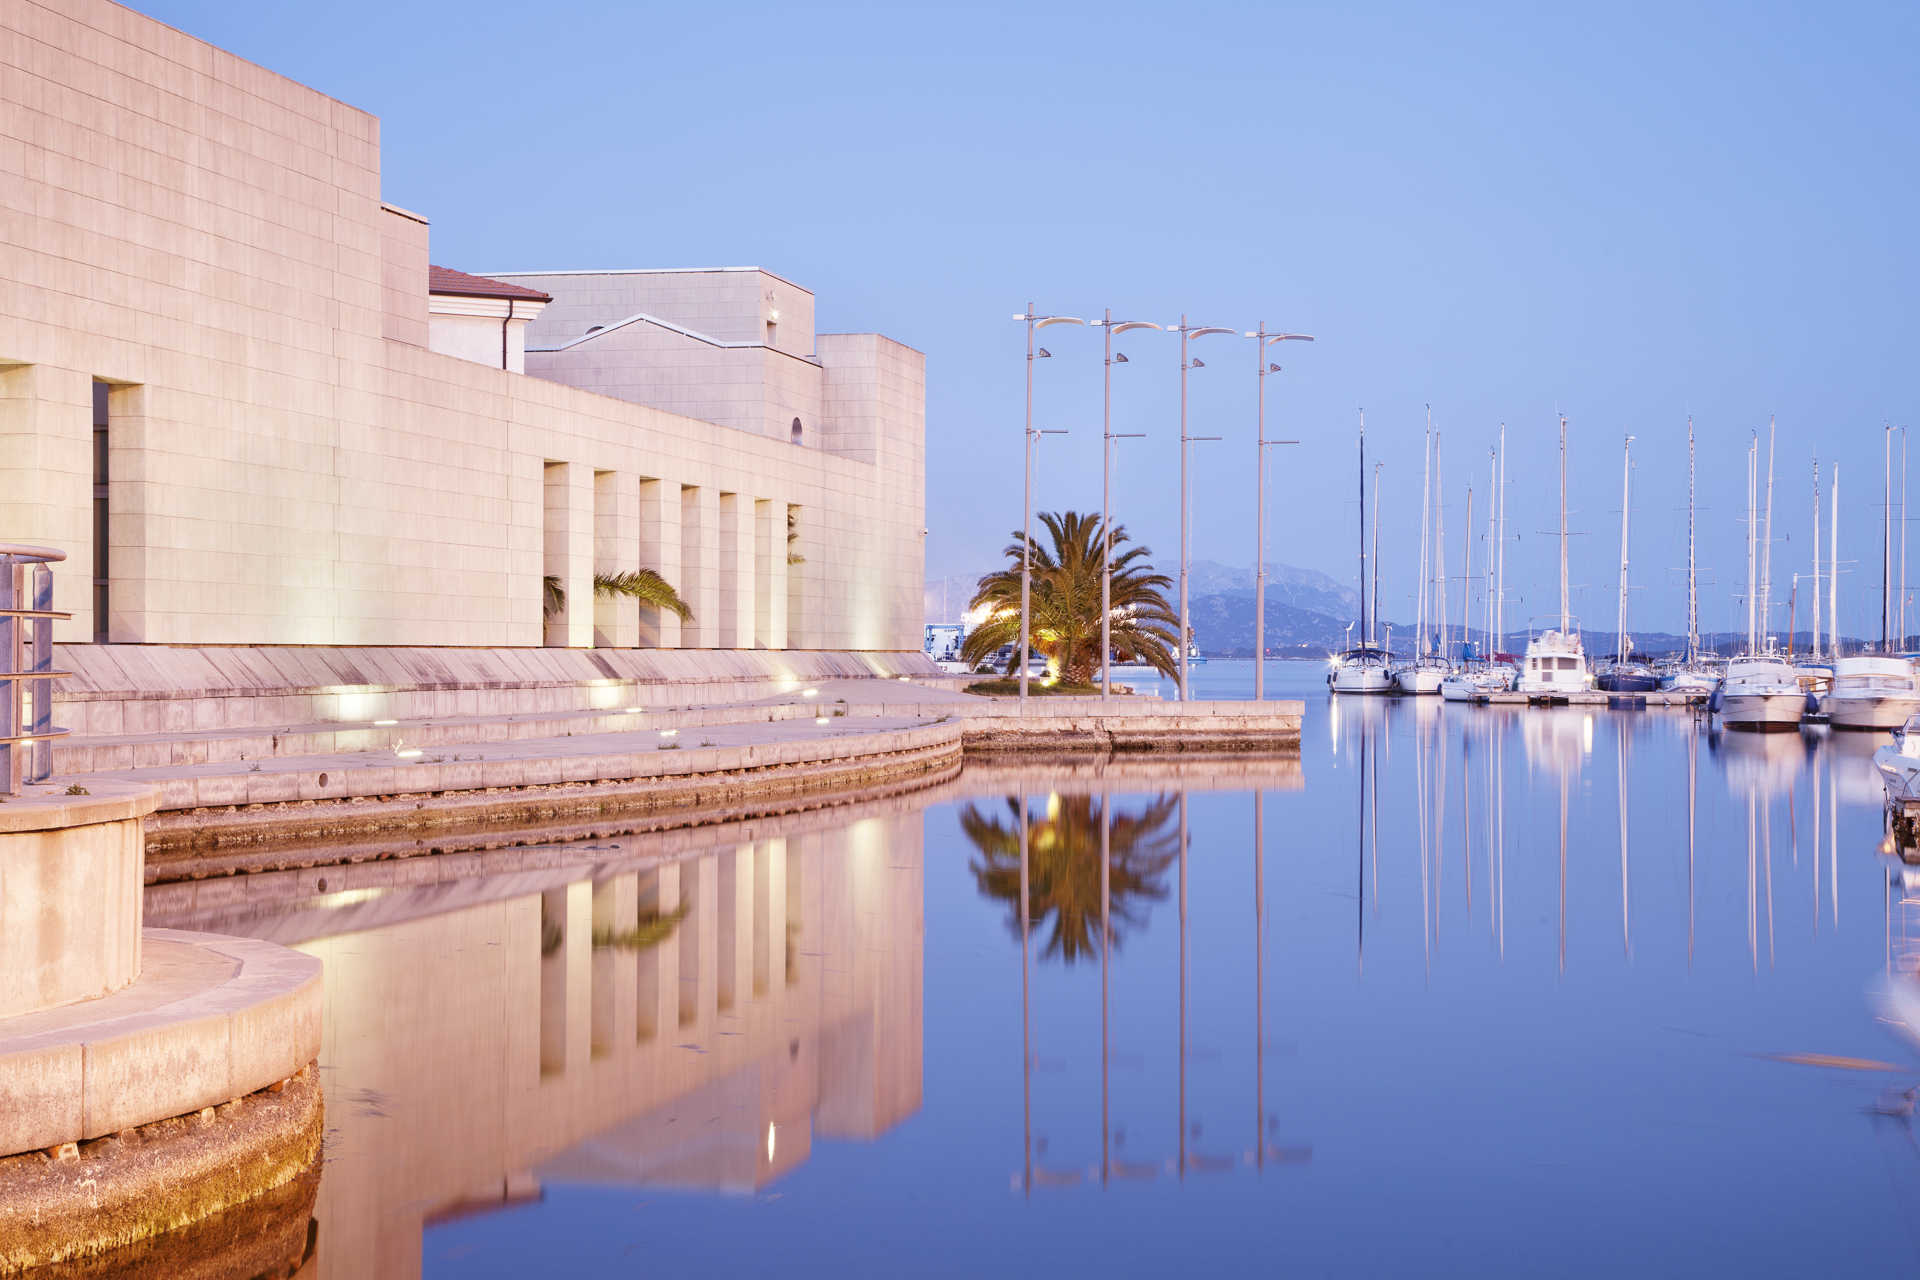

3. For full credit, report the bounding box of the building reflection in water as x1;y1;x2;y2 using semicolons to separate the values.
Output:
149;806;926;1280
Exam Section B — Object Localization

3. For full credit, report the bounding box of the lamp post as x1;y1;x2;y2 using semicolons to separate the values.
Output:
1244;324;1314;700
1169;317;1237;701
1091;310;1162;699
1013;305;1084;706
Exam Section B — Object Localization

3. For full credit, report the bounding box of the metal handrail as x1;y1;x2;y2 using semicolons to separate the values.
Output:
0;545;65;795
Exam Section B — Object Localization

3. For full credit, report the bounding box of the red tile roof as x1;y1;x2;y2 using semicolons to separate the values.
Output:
427;265;551;302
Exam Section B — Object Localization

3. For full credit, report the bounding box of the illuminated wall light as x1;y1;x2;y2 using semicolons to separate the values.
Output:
802;688;819;699
767;1123;777;1162
624;707;644;715
659;728;678;737
396;748;423;759
815;716;829;726
372;719;398;726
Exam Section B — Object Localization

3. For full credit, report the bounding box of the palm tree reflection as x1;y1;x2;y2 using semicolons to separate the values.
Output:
963;793;1179;964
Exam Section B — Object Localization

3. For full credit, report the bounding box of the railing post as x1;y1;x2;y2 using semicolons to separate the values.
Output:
0;557;17;793
29;562;53;783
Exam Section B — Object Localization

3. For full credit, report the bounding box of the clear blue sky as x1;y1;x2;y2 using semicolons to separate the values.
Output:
142;0;1920;639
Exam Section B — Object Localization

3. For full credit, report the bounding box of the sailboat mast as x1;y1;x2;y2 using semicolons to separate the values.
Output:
1617;435;1632;664
1558;415;1570;635
1357;409;1367;650
1417;406;1432;657
1370;462;1382;646
1812;459;1822;660
1487;448;1497;650
1746;435;1757;653
1686;418;1698;665
1462;485;1473;656
1436;432;1447;658
1497;423;1507;653
1831;464;1841;657
1762;417;1776;650
1885;423;1894;652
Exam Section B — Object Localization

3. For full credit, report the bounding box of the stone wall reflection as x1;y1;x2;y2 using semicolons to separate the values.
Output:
263;814;921;1278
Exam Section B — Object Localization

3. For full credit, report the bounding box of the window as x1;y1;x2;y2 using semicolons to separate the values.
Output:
1557;656;1577;670
790;417;803;445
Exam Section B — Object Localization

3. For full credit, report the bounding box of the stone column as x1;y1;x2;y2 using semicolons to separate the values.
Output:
718;493;755;649
636;864;679;1042
755;499;788;650
0;365;91;644
637;477;681;649
542;462;593;648
592;471;638;648
754;837;787;995
679;485;719;649
590;874;637;1055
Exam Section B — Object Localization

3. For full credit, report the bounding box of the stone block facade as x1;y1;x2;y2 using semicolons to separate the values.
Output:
0;0;924;653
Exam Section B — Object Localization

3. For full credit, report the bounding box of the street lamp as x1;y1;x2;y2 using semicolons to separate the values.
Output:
1169;317;1237;701
1091;310;1162;698
1244;325;1315;700
1013;305;1084;706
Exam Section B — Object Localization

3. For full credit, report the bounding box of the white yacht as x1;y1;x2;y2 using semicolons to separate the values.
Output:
1714;656;1809;730
1874;712;1920;805
1517;418;1591;702
1393;657;1447;696
1822;655;1920;731
1329;646;1395;694
1658;660;1718;696
1516;628;1592;700
1439;665;1508;702
1328;412;1394;696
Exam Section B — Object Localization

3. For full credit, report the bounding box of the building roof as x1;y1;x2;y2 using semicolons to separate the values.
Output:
427;265;551;302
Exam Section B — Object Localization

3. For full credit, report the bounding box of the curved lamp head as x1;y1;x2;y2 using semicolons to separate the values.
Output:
1037;315;1086;329
1189;326;1237;340
1110;321;1162;335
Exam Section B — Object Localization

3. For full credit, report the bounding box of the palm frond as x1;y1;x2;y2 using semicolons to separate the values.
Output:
593;569;694;621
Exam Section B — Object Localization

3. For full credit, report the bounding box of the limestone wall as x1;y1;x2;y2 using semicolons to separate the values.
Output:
0;0;924;654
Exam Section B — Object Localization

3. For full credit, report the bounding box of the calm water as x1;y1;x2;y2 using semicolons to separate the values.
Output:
149;660;1920;1276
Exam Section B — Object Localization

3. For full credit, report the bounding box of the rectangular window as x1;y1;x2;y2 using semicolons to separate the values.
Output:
91;380;109;642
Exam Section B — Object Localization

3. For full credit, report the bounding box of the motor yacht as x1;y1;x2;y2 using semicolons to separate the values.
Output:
1516;628;1591;700
1439;666;1508;702
1713;655;1810;730
1874;713;1920;805
1822;655;1920;731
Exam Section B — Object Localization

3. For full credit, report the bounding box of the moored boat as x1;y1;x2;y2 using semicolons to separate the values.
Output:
1329;646;1394;694
1822;655;1920;731
1873;713;1920;805
1516;627;1592;700
1713;655;1810;730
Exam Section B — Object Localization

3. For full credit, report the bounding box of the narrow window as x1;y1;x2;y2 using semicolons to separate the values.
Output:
790;417;803;445
92;380;109;642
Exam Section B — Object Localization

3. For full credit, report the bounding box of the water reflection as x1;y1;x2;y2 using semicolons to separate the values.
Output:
962;792;1178;965
134;665;1920;1276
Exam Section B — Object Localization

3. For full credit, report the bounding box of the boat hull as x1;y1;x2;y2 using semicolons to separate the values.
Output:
1876;745;1920;804
1719;691;1807;730
1824;693;1920;731
1393;667;1446;696
1331;667;1394;694
1596;672;1660;693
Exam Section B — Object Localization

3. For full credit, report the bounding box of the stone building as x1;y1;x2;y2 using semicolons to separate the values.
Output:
0;0;925;654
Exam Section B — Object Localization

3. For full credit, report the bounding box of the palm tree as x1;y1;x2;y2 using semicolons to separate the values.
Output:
961;792;1179;965
543;571;693;622
961;511;1177;683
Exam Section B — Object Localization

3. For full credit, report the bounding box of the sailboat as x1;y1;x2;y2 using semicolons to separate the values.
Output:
1824;430;1920;728
1596;434;1659;693
1441;480;1504;701
1394;409;1448;695
1659;419;1717;696
1714;422;1807;730
1516;415;1593;700
1329;410;1393;694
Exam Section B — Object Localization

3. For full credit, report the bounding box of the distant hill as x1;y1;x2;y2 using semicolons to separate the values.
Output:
928;562;1878;658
